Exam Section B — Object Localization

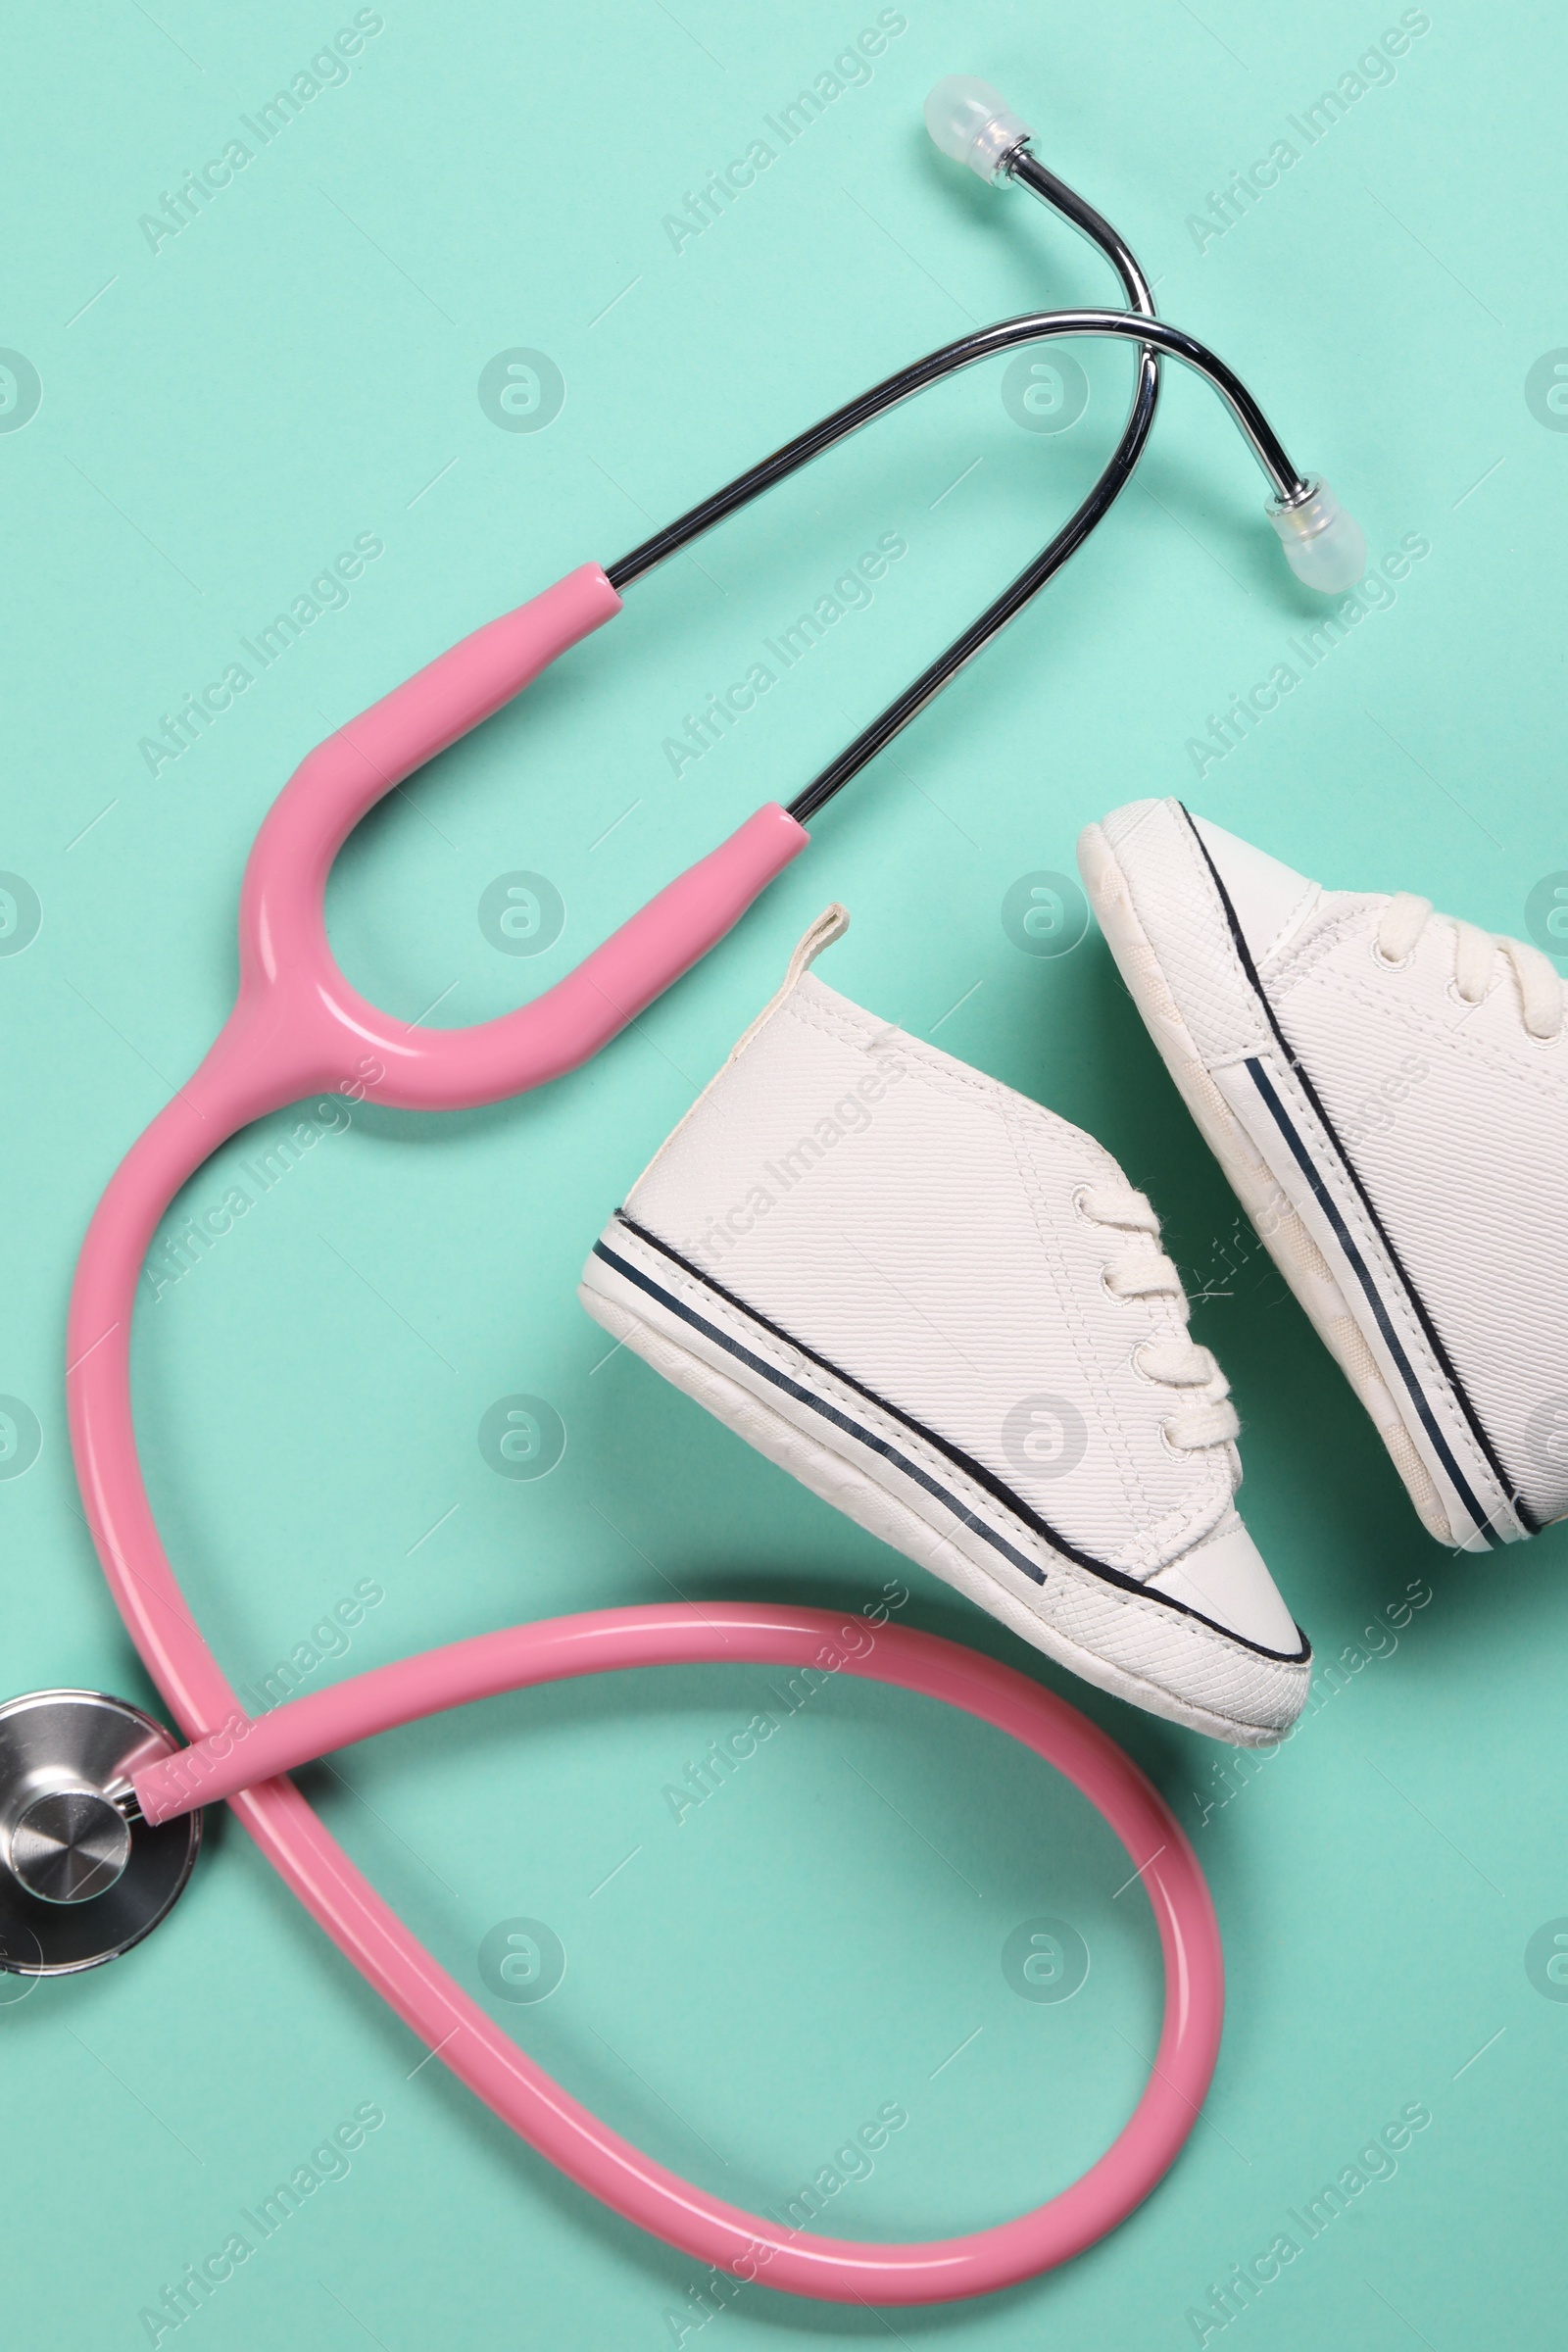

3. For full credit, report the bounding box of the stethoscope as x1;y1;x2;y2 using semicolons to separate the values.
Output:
4;81;1361;2304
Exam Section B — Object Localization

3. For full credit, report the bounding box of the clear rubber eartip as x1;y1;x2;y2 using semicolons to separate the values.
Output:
923;76;1031;183
1266;478;1368;593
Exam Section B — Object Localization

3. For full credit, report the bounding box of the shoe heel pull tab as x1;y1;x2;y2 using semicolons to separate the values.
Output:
783;902;851;987
721;902;851;1064
614;906;852;1200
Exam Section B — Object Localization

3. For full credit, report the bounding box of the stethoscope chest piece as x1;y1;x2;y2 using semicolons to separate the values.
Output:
0;1690;201;1976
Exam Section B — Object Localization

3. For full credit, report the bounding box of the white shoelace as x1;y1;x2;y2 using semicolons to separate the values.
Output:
1078;1185;1240;1453
1376;893;1563;1041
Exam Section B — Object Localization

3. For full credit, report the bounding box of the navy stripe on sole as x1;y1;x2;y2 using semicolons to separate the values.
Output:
594;1239;1048;1585
1243;1056;1500;1549
1178;801;1527;1544
591;1219;1311;1666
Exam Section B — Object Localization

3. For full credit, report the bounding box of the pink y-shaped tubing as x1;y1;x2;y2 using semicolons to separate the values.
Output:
66;563;1222;2303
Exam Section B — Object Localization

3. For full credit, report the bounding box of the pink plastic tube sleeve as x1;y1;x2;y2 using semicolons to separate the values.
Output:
70;563;806;1732
130;1603;1222;2303
66;563;1222;2305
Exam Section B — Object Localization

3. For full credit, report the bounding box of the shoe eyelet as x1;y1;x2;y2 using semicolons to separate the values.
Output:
1370;940;1412;973
1100;1266;1131;1305
1071;1185;1098;1225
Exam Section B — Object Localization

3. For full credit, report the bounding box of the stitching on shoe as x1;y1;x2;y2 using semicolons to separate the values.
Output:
760;989;1234;1566
612;1213;1079;1576
1007;1118;1236;1567
1086;822;1450;1541
597;1215;1311;1667
994;1090;1156;1537
691;950;1239;1572
1264;898;1389;999
1294;954;1568;1102
600;1289;1309;1731
1179;808;1531;1540
1238;1055;1468;1423
781;984;1128;1177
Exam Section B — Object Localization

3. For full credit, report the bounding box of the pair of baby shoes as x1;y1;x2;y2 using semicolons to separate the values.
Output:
579;803;1565;1745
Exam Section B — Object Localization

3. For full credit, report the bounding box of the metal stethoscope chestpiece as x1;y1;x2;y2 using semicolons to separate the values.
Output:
0;1691;201;1976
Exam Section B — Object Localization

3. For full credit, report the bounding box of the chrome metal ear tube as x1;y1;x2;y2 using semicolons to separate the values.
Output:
609;306;1319;817
610;138;1170;822
782;309;1316;824
609;312;1312;593
780;141;1166;825
607;104;1348;826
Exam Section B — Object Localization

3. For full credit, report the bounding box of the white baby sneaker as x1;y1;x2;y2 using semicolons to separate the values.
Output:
579;907;1309;1745
1078;799;1567;1551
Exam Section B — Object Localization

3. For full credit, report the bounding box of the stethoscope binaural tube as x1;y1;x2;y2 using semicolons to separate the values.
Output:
31;74;1367;2301
613;307;1341;822
614;97;1170;818
606;76;1363;821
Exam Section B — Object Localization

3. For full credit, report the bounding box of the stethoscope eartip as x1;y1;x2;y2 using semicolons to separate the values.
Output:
924;74;1032;182
1267;476;1369;594
0;1690;200;1976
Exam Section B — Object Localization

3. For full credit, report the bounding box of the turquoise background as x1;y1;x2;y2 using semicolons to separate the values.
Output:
3;1;1565;2343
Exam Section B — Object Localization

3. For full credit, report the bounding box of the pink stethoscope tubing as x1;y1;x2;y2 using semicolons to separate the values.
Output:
66;563;1223;2303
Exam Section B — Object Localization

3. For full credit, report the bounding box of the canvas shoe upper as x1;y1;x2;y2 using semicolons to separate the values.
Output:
1079;798;1568;1550
578;906;1310;1745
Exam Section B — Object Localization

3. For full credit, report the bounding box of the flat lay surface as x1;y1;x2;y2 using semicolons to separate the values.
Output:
3;1;1564;2345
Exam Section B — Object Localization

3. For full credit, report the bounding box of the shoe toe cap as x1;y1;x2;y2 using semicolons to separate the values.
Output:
1145;1517;1304;1658
1083;798;1321;976
1187;813;1319;969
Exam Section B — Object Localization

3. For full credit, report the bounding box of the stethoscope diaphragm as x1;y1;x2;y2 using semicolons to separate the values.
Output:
0;1690;200;1976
